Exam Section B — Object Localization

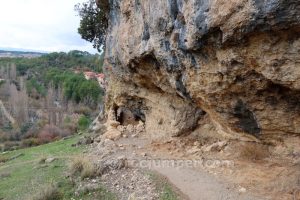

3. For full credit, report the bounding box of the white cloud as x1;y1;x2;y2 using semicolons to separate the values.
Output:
0;0;97;53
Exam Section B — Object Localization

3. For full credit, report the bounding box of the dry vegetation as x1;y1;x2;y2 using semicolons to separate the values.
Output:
0;155;9;163
239;143;270;161
69;155;97;179
30;184;62;200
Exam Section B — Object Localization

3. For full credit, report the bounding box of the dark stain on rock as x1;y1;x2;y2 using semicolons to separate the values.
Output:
177;13;186;25
185;53;198;69
160;40;171;51
233;100;261;136
158;18;167;32
168;0;179;20
190;54;197;68
142;23;150;41
265;96;278;106
230;60;244;67
166;54;180;72
245;0;300;37
257;81;300;111
141;54;161;70
285;95;300;111
194;0;209;36
234;76;245;83
134;0;141;10
195;28;223;50
178;27;187;50
175;75;191;100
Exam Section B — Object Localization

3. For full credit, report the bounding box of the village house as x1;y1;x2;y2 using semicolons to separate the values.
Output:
83;71;106;90
73;69;81;74
96;73;106;89
83;71;96;80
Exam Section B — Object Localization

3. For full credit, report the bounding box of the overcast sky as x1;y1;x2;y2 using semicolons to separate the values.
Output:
0;0;97;53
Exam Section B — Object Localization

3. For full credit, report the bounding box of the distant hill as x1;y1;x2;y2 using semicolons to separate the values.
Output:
0;50;45;58
0;47;48;53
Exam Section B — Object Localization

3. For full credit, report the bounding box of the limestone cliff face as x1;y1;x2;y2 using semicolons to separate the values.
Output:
102;0;300;140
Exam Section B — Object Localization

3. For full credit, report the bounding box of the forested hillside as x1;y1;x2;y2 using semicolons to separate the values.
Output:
0;50;104;151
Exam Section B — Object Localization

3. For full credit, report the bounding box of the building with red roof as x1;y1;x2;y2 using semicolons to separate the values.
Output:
96;73;106;89
84;71;96;80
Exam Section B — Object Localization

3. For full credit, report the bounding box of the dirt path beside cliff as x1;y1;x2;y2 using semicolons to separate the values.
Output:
89;134;270;200
151;166;264;200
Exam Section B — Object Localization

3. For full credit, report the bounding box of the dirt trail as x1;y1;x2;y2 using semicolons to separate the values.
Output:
151;166;264;200
92;135;267;200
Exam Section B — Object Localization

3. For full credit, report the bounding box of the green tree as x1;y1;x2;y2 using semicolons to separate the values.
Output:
75;0;108;52
78;115;91;131
78;80;102;104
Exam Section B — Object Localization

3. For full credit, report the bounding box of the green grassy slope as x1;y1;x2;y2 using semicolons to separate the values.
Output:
0;136;83;200
0;135;115;200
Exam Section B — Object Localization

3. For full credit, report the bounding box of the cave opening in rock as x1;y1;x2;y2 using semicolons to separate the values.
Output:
233;100;261;136
116;107;146;126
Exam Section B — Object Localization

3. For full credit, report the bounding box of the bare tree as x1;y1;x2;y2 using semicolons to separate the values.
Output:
9;64;17;80
46;83;56;125
8;82;29;125
0;99;16;125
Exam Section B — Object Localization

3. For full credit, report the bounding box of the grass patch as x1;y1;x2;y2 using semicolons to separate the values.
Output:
147;171;179;200
0;135;83;200
160;184;178;200
0;135;115;200
71;183;116;200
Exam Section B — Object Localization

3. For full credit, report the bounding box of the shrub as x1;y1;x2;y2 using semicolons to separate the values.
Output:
64;116;71;124
26;78;46;97
37;125;65;144
81;163;97;179
2;123;13;132
0;132;9;142
30;184;62;200
62;123;77;135
63;116;78;135
69;156;87;175
77;115;91;131
20;122;33;135
0;155;9;163
21;138;41;148
23;125;40;140
2;141;20;151
0;79;5;86
69;156;96;179
74;105;92;115
38;131;56;144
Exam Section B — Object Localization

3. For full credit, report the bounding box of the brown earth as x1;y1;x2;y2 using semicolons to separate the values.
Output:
89;120;300;200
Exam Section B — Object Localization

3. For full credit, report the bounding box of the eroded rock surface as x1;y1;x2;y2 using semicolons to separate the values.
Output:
102;0;300;140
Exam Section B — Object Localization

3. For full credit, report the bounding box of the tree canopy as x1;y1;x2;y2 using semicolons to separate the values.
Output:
75;0;108;52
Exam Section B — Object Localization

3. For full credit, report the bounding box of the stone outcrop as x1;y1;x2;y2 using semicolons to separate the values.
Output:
102;0;300;141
